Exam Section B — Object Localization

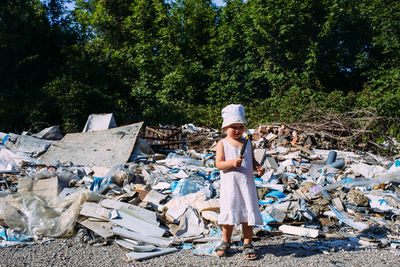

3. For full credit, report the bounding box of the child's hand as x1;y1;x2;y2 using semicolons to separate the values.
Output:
256;166;265;177
232;157;243;168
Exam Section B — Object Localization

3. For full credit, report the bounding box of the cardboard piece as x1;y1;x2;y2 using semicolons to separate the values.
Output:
39;122;143;168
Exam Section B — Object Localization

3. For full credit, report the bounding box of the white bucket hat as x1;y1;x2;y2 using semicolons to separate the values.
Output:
221;104;247;129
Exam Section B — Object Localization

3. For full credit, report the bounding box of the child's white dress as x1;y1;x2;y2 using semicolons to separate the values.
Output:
218;138;263;226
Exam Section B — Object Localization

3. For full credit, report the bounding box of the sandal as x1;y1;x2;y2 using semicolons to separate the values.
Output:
243;243;257;260
215;241;230;257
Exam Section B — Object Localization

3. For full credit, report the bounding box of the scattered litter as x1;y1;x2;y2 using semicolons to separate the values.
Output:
1;119;400;260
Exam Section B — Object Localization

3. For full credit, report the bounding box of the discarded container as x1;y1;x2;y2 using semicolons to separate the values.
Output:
326;151;337;165
329;158;345;169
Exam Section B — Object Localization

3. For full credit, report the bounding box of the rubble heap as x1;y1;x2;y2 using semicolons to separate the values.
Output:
1;115;400;260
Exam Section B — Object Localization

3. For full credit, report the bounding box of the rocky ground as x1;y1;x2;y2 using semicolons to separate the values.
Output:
0;235;398;267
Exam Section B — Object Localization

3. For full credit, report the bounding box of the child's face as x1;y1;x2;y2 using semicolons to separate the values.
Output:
225;123;245;139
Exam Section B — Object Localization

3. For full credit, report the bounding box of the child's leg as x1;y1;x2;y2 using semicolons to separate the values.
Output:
242;222;257;259
216;224;234;256
222;224;233;243
242;222;253;244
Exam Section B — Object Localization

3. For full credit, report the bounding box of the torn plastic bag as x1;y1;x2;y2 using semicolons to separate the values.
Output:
350;163;386;178
311;171;400;198
0;226;33;242
0;147;41;171
193;241;218;256
170;206;206;238
28;167;80;186
32;125;63;140
298;198;316;221
261;210;276;231
172;178;212;198
90;165;135;194
328;205;368;231
162;153;203;167
0;189;102;237
365;192;400;214
4;134;52;157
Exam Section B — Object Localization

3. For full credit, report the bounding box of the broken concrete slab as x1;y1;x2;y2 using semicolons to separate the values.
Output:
39;122;143;168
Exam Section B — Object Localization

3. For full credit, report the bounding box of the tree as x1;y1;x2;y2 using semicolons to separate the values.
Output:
0;0;76;132
248;0;370;96
208;0;270;105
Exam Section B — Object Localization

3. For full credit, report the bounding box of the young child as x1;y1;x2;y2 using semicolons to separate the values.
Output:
215;104;265;260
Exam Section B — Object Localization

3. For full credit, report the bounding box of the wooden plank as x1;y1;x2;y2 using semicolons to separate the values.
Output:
147;141;182;146
145;127;168;138
164;130;182;140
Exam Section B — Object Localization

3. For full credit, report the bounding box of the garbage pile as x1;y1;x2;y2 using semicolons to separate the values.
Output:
1;114;400;259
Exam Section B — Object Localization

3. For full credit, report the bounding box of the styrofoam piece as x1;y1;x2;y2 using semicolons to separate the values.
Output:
279;225;320;238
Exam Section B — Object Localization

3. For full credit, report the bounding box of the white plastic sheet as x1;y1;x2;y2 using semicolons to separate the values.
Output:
0;189;102;237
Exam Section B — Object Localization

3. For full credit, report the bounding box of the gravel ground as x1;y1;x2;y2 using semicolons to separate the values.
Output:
0;235;398;267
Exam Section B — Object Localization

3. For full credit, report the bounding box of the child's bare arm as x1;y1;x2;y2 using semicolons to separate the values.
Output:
216;140;243;170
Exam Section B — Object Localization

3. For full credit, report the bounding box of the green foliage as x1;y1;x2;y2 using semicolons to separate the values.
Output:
0;0;77;132
1;0;400;150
